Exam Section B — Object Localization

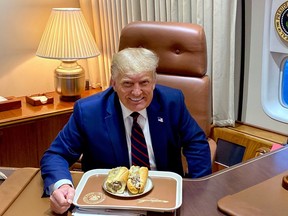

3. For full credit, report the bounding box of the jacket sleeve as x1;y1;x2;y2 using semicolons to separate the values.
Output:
178;91;212;178
40;102;84;194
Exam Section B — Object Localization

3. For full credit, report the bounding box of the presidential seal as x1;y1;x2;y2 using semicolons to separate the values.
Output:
275;1;288;42
82;192;105;204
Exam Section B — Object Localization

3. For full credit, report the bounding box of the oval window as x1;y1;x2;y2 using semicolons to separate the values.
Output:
281;59;288;108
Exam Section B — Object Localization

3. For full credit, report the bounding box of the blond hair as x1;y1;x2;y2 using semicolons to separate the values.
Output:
111;47;159;80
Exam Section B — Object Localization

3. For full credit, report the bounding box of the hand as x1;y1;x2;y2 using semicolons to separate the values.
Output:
50;184;75;214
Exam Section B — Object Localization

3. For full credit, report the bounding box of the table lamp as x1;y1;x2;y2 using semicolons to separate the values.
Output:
36;8;100;101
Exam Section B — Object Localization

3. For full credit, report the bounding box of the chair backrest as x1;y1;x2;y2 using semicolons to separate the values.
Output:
119;21;212;137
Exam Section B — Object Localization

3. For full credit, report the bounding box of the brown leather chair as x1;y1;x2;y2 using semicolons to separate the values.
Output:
119;21;216;173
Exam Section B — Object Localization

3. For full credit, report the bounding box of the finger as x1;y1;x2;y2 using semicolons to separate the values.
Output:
66;189;75;204
50;194;70;214
52;190;68;206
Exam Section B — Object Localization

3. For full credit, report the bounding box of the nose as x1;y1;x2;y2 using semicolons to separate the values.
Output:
131;83;142;96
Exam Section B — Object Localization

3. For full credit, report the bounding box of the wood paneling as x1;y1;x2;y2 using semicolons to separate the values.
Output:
0;122;39;167
211;122;287;172
0;89;101;168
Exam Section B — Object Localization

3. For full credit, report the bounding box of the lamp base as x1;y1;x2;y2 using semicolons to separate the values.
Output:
54;61;85;100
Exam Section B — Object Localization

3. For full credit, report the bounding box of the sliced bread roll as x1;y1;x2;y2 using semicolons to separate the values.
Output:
105;166;129;194
127;165;148;194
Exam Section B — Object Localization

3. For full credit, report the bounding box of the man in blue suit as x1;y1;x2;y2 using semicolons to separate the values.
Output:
40;47;212;214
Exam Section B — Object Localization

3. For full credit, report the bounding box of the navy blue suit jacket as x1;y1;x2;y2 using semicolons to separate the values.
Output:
40;85;211;191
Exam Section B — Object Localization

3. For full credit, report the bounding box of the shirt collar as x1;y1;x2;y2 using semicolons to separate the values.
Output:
119;100;147;119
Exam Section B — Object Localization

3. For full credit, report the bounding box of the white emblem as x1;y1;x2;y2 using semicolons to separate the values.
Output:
157;117;163;122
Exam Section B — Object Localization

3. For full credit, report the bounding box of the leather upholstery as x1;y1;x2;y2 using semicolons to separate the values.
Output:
71;21;216;172
119;21;212;137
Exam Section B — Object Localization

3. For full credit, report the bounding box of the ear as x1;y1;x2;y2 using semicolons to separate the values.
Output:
152;79;156;90
111;79;116;91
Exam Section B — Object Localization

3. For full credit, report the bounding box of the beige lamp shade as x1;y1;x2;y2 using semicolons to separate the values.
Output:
36;8;100;60
36;8;100;101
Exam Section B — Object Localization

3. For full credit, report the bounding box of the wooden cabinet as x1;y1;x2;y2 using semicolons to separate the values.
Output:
0;89;101;168
211;122;288;171
0;122;39;167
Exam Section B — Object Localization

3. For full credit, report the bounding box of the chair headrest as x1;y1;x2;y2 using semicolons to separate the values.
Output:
119;21;207;77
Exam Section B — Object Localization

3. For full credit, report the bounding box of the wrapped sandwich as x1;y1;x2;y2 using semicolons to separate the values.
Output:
127;165;149;194
105;166;129;194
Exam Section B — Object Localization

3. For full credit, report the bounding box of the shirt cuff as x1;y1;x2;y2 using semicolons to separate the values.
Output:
46;179;73;195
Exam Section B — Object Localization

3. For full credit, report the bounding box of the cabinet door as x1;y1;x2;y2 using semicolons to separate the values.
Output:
0;122;39;167
36;113;71;162
0;113;71;168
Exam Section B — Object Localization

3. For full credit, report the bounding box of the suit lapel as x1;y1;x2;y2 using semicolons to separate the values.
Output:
103;87;169;170
147;95;169;170
105;93;130;167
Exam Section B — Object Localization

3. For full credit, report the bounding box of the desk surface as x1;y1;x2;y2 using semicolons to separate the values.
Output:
0;88;101;126
0;147;287;216
182;146;288;215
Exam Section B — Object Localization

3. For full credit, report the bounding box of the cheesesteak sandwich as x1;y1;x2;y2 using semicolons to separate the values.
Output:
105;166;129;194
127;165;149;194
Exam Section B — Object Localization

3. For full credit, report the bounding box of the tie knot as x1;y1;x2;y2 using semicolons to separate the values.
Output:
130;112;140;121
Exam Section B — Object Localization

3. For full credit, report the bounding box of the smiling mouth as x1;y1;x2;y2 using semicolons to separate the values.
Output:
130;97;144;102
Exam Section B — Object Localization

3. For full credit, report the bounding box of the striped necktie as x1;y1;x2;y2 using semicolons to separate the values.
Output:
130;112;150;169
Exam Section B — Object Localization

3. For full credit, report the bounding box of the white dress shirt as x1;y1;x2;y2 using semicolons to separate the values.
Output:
48;101;157;195
119;101;157;170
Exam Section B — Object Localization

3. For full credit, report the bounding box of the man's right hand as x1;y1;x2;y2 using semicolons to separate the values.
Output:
50;184;75;214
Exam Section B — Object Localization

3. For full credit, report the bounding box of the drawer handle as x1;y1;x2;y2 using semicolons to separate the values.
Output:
255;147;270;157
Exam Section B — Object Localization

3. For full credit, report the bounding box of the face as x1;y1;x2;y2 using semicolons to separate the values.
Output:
112;71;156;112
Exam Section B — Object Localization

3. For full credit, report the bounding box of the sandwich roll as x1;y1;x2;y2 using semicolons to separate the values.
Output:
105;166;129;194
127;166;149;194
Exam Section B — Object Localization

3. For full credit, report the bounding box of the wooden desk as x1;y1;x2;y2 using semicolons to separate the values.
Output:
0;88;101;167
0;146;287;216
181;146;288;215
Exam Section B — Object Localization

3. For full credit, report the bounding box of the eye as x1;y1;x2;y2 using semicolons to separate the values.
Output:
122;81;133;87
140;80;150;86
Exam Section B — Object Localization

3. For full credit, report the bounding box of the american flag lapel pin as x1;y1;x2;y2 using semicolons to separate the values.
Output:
157;117;164;122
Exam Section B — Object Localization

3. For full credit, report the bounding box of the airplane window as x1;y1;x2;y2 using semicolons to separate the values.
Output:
261;1;288;124
281;59;288;108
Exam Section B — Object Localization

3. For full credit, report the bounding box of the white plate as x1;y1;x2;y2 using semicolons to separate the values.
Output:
102;177;153;197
